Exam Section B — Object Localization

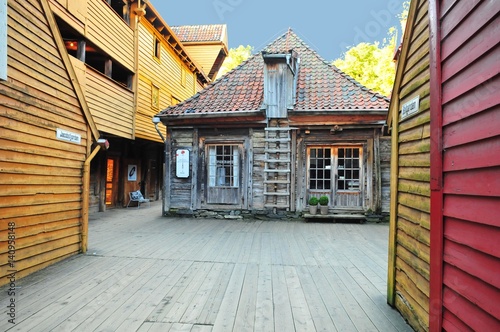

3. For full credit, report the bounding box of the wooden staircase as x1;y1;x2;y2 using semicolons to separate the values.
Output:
264;120;293;212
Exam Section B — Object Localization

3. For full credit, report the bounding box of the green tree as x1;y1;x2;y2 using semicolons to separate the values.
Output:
333;2;409;97
216;45;253;79
333;33;396;97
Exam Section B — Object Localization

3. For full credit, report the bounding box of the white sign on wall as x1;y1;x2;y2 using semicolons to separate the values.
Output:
176;149;190;178
401;95;420;120
0;0;7;81
128;165;137;181
56;128;81;144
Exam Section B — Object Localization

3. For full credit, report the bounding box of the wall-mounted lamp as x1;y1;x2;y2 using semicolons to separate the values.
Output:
97;138;110;150
304;129;311;135
152;116;166;142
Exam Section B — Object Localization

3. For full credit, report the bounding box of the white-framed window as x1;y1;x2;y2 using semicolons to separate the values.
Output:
208;145;239;188
337;147;361;191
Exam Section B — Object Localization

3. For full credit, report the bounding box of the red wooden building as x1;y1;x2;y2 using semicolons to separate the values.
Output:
388;0;500;330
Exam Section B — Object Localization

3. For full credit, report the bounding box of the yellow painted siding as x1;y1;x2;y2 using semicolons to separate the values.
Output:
184;44;222;77
85;66;135;139
86;0;134;71
0;0;91;286
135;22;198;142
391;0;431;331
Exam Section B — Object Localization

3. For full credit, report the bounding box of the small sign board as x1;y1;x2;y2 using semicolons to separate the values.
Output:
401;95;420;120
56;128;81;144
128;165;137;181
0;0;7;81
176;149;190;178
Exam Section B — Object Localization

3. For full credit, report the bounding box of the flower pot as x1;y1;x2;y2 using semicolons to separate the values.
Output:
309;205;318;215
320;205;329;215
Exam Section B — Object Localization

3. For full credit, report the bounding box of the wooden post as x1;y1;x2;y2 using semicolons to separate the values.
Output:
386;99;399;306
82;145;101;253
428;0;444;330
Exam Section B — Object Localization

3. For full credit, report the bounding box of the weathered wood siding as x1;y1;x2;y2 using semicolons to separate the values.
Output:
438;0;500;330
136;22;197;142
0;0;91;286
165;129;194;210
389;0;431;330
380;137;391;213
251;129;266;210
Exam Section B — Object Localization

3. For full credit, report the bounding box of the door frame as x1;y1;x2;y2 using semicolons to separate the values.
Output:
306;144;364;208
200;138;248;209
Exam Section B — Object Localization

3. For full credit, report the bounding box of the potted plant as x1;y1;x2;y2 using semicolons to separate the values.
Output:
319;195;329;215
308;196;319;215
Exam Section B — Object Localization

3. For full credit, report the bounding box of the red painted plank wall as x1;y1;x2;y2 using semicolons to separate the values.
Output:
439;0;500;330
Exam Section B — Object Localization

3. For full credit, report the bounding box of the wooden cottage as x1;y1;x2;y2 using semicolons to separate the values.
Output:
50;0;217;211
156;30;391;218
0;0;103;286
387;0;500;330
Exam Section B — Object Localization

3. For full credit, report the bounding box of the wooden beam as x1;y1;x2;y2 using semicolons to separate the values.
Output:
428;0;444;330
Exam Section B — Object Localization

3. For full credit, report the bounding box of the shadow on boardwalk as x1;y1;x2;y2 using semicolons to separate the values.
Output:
1;201;412;331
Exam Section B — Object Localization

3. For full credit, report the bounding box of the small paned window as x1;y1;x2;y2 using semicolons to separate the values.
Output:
309;147;332;190
208;145;239;188
337;147;360;191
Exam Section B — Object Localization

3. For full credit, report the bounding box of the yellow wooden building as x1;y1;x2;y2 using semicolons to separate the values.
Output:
1;0;226;286
0;0;103;287
49;0;222;212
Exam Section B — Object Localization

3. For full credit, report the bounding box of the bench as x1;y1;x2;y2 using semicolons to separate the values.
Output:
127;190;151;208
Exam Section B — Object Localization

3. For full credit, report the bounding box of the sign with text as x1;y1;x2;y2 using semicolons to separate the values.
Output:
401;95;420;120
176;149;190;178
56;128;81;144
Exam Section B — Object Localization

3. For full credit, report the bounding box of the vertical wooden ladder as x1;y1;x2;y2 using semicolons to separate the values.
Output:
264;121;292;212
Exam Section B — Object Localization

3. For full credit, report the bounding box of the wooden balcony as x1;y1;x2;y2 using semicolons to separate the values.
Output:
0;202;411;331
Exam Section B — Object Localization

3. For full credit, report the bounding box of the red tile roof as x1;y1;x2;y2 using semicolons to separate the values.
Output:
159;30;389;116
170;24;226;43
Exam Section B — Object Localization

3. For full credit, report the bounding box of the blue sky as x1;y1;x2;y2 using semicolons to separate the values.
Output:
149;0;405;62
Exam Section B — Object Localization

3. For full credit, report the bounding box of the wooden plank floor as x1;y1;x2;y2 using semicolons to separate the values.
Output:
1;202;412;331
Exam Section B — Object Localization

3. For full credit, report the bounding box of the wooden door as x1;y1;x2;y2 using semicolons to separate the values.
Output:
307;146;363;208
105;157;119;207
206;144;242;206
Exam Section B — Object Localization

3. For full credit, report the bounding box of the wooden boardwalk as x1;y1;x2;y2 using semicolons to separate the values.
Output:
1;202;412;331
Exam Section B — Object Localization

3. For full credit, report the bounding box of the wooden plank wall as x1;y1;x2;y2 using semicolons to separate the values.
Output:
85;68;134;139
251;129;267;210
380;137;391;213
87;0;134;72
167;130;194;210
438;0;500;330
136;22;197;142
0;0;90;286
183;44;223;78
392;0;431;330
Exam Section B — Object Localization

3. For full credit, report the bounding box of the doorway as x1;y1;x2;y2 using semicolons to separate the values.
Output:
105;157;119;208
307;146;363;208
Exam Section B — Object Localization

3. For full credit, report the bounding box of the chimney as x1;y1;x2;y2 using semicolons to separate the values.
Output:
262;50;299;119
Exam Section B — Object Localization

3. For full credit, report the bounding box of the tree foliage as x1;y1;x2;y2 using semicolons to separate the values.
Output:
333;33;396;97
333;2;409;97
216;45;253;79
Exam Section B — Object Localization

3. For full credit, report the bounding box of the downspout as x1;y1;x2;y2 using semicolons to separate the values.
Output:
428;0;444;330
82;144;101;254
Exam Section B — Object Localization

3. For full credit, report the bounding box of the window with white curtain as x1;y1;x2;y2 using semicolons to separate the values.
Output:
208;145;239;188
